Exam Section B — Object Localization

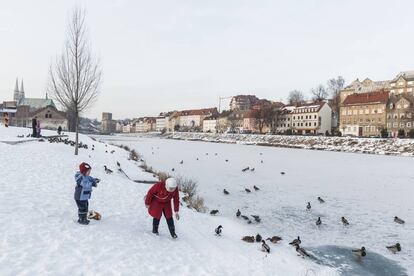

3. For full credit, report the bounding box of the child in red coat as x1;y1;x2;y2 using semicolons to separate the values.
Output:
145;178;180;238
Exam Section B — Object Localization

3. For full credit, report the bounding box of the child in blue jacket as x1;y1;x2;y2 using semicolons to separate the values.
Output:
74;162;100;225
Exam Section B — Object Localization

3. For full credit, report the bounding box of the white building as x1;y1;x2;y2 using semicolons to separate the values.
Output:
156;117;167;132
177;108;218;130
276;105;295;133
203;117;218;133
291;102;332;135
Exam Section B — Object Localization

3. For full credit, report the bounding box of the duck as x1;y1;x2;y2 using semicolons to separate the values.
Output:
242;167;250;172
223;189;229;195
267;236;282;243
281;172;285;175
316;217;322;226
180;160;184;164
116;161;121;167
241;236;255;243
250;168;255;172
110;150;115;154
255;234;262;242
245;188;251;193
352;246;366;258
251;215;261;223
289;236;301;246
104;165;113;174
261;160;263;163
215;225;223;236
236;209;241;217
342;217;349;226
296;244;310;258
171;168;175;172
210;210;219;215
306;202;311;211
253;185;260;191
386;243;401;254
261;240;270;253
394;216;405;224
225;159;229;162
317;196;325;203
240;215;249;220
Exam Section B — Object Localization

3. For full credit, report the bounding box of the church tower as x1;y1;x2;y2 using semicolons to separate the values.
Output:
19;79;25;101
13;78;20;102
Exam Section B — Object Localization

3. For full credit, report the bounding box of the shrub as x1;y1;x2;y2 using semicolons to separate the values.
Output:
408;129;414;138
325;130;330;136
161;128;167;134
129;149;140;161
187;196;207;213
177;177;198;198
398;129;405;138
380;128;388;138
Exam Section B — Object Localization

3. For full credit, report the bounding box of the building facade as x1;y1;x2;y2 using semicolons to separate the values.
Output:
102;112;116;134
340;91;389;137
386;94;414;137
390;71;414;95
229;95;259;111
291;102;332;134
202;116;218;133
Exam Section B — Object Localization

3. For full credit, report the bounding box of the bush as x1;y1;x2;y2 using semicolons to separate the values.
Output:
285;129;293;135
129;149;140;161
325;130;330;136
174;125;180;131
161;128;167;134
177;177;198;198
398;129;405;138
408;129;414;138
139;162;154;174
380;128;388;138
187;196;207;213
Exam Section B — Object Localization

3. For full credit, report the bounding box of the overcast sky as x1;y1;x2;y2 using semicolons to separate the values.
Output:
1;0;413;119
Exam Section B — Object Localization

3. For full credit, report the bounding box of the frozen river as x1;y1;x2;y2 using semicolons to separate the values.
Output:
98;134;414;275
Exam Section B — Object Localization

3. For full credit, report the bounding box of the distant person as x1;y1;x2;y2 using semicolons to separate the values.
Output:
36;122;41;138
31;117;37;137
57;126;62;135
145;178;180;238
74;162;100;225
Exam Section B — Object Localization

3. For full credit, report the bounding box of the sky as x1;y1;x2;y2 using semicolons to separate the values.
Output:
1;0;414;120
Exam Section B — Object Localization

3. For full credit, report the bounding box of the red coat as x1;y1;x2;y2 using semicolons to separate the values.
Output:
145;181;179;219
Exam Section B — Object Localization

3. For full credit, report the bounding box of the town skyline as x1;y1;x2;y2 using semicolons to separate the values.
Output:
1;0;414;119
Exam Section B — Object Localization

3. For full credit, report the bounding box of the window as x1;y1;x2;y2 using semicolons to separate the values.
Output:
397;105;401;109
391;83;396;87
408;113;412;119
393;122;398;127
390;89;395;93
293;123;295;127
387;123;391;128
314;122;316;126
365;109;369;114
408;81;413;85
314;115;317;119
407;122;412;128
293;116;296;120
359;109;363;115
400;123;405;128
398;81;404;86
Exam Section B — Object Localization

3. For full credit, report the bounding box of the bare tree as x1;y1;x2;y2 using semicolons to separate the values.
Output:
288;90;305;105
327;76;345;114
311;84;328;101
48;8;102;155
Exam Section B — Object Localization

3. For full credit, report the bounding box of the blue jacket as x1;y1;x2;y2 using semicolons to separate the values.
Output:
74;172;97;201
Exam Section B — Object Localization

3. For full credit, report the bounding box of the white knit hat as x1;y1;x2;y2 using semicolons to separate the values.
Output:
165;178;177;190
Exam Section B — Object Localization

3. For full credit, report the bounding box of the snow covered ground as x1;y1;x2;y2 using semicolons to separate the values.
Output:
96;134;414;276
157;132;414;157
0;126;337;276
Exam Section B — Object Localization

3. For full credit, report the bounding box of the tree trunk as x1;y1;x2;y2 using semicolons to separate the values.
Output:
75;112;79;155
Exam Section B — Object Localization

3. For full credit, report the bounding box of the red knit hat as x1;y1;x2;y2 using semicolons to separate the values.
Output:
79;162;91;175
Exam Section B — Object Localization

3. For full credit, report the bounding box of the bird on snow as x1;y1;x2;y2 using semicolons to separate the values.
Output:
242;167;250;172
241;236;255;243
261;240;270;253
240;215;249;220
289;236;301;246
306;202;311;211
317;196;325;203
251;215;261;223
267;236;282;244
253;185;260;191
206;153;208;155
110;150;115;154
316;217;322;226
215;225;223;236
105;150;108;153
180;160;183;164
245;188;251;193
352;246;366;258
296;244;310;258
260;152;263;155
255;234;262;242
225;159;229;162
171;168;175;172
236;209;241;217
196;158;199;161
281;172;285;175
342;217;349;226
223;189;229;195
250;168;255;172
210;210;219;215
394;216;405;224
116;161;121;167
247;220;252;224
386;243;401;254
104;165;113;174
215;153;218;156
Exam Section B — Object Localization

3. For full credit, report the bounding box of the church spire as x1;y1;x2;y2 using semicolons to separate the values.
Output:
19;79;25;100
13;77;20;102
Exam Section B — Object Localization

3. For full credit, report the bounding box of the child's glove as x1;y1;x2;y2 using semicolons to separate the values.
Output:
95;178;101;183
175;212;180;220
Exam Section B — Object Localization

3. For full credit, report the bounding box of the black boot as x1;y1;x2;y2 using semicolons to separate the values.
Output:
167;218;177;239
78;213;90;225
152;218;160;235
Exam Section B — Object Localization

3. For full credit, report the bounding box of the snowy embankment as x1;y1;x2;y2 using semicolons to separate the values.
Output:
0;126;337;276
99;134;413;276
158;132;414;157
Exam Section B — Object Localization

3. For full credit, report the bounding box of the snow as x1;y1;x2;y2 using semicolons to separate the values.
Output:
158;132;414;157
0;126;337;276
96;133;414;275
